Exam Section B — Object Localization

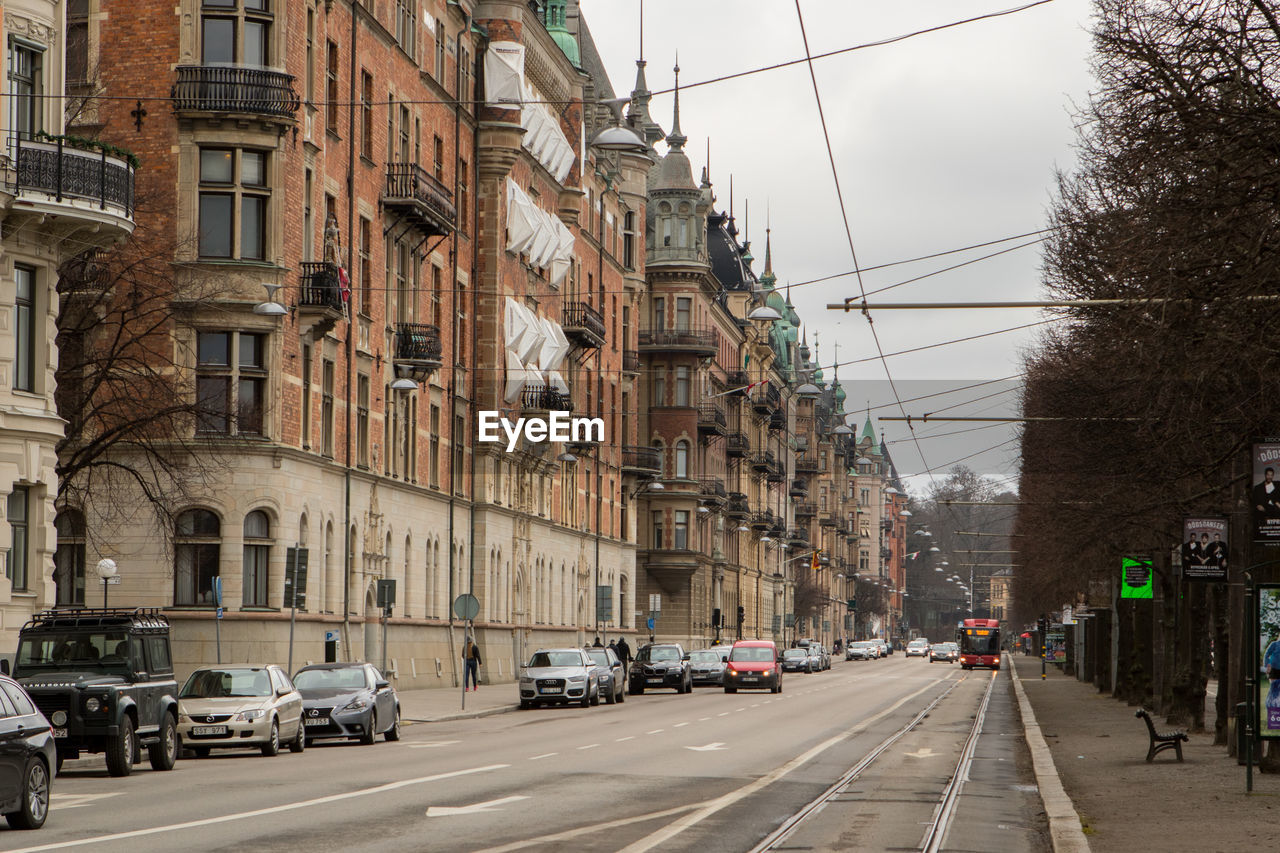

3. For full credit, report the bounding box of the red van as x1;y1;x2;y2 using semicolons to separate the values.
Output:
723;640;782;694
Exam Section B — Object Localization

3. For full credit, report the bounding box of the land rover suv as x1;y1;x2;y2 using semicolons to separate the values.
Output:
12;609;180;776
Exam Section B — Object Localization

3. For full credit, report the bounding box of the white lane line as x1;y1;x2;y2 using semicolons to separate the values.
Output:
409;740;462;749
616;736;635;742
529;752;557;760
698;717;711;721
577;743;600;750
4;764;510;853
674;722;689;728
750;704;760;708
734;708;745;713
647;729;664;734
427;796;530;817
717;712;730;717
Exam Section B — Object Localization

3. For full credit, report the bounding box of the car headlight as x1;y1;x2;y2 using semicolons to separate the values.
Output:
728;668;737;676
235;709;266;722
519;677;534;686
85;697;100;713
341;697;370;712
568;675;586;683
763;669;772;677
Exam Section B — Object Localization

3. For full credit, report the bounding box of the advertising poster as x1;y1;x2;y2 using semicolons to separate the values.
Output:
1121;556;1154;599
1046;626;1066;663
1251;442;1280;543
1181;517;1228;581
1259;585;1280;739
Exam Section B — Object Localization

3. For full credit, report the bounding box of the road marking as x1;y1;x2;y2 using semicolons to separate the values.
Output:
750;704;760;708
529;752;557;760
615;736;635;742
685;742;727;752
698;717;711;721
717;712;730;717
474;803;706;853
577;743;600;750
647;729;664;734
409;740;461;749
48;793;122;811
4;764;510;853
734;708;745;712
427;796;529;817
674;722;689;728
904;747;938;759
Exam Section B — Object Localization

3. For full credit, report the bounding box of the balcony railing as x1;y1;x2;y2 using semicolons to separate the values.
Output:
521;384;571;412
383;162;457;236
298;262;345;313
394;323;443;371
789;479;808;498
12;135;135;218
698;402;727;434
820;514;839;528
622;445;662;475
796;453;819;474
726;432;750;457
750;451;776;473
637;327;717;355
768;410;786;431
751;384;781;414
750;510;775;531
726;493;750;518
699;477;727;503
765;459;786;483
562;301;606;349
622;349;641;374
725;370;750;395
172;65;300;119
795;502;818;517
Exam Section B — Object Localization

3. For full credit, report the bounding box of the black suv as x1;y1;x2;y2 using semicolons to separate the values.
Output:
12;609;180;776
628;643;692;694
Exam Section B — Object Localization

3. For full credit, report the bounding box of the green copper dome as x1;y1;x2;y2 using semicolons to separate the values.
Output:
544;0;580;67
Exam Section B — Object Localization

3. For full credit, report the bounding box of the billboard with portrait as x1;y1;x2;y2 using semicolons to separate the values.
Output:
1181;517;1228;581
1251;442;1280;543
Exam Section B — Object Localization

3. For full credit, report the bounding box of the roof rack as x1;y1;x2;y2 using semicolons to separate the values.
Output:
21;607;170;633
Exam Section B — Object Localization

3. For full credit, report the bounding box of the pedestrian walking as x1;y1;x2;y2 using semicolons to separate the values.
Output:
608;639;619;658
593;636;604;648
464;635;482;691
616;636;632;669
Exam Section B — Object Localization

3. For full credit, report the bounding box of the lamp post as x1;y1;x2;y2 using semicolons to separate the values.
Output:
96;558;118;609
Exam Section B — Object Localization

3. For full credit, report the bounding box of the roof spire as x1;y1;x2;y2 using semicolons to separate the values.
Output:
667;54;686;151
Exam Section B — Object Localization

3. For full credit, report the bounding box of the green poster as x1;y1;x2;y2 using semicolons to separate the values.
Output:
1121;556;1154;599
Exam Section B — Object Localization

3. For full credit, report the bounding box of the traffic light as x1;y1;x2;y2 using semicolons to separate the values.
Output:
712;608;721;628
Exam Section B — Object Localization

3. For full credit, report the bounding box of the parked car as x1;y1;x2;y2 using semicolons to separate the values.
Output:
293;663;400;745
724;640;782;693
906;639;930;658
806;646;826;671
178;665;304;757
930;642;959;663
628;643;692;695
12;608;179;776
687;648;728;686
584;647;626;704
0;675;55;829
846;641;879;661
519;649;599;708
878;640;893;656
815;643;832;669
781;648;814;673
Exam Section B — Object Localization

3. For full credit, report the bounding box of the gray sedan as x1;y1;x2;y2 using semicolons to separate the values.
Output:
519;649;600;709
688;648;728;685
584;647;626;704
292;663;401;745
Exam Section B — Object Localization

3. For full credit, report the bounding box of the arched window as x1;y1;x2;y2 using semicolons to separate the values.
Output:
54;509;87;606
175;509;221;606
243;510;271;607
675;440;690;478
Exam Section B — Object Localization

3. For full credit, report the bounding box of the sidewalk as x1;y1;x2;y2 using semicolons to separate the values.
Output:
397;681;519;724
1010;654;1280;852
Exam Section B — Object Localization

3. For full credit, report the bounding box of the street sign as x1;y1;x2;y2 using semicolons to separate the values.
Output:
213;576;222;606
1121;556;1154;599
377;578;397;609
324;631;340;643
216;607;224;619
649;593;661;613
647;617;655;631
283;548;309;608
596;585;613;622
453;593;480;621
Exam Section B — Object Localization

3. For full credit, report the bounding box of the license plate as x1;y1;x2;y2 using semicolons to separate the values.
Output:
304;717;329;726
52;728;66;739
191;725;228;736
538;687;561;694
647;678;663;685
742;677;759;682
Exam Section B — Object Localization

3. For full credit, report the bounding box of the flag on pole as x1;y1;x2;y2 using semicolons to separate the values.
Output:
906;551;920;561
810;549;821;571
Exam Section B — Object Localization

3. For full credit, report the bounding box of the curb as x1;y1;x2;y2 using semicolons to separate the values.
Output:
403;703;520;724
1009;663;1092;853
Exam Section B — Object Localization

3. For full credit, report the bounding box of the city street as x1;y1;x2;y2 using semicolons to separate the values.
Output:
0;659;1047;853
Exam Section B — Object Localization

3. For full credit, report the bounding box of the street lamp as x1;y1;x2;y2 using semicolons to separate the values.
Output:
96;558;118;609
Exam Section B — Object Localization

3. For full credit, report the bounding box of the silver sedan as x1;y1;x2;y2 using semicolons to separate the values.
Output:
519;649;600;709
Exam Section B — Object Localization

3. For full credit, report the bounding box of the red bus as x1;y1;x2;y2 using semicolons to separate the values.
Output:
957;619;1001;670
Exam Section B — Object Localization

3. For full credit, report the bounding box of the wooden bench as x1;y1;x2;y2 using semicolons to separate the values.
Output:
1135;709;1188;762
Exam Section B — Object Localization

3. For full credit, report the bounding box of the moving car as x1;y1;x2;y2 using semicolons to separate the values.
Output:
519;649;600;708
0;675;54;829
878;640;893;656
178;665;304;757
628;643;692;694
688;648;728;686
806;646;826;671
846;641;879;661
781;648;814;673
584;647;626;704
906;639;930;657
930;642;959;663
724;640;782;694
293;663;401;745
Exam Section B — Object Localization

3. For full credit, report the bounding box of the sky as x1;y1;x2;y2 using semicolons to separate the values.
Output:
583;0;1097;495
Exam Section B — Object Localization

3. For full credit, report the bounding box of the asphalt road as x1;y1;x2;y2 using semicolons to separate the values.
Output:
0;658;1049;853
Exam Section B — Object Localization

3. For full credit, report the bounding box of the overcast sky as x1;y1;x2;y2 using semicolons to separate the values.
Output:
585;0;1097;494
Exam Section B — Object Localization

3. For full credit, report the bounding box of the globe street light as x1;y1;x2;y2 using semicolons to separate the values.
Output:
96;558;118;609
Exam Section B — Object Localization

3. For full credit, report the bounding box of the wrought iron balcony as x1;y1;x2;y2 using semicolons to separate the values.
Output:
750;510;775;531
172;65;299;120
521;384;571;412
788;528;810;544
789;479;808;498
562;301;606;349
622;349;641;375
750;451;776;473
726;432;750;458
637;327;717;356
10;135;136;226
298;262;345;313
725;493;750;519
724;370;750;395
768;409;786;431
383;162;457;237
394;323;443;375
795;453;819;474
794;502;817;518
622;445;662;476
699;477;727;504
752;384;781;414
819;514;839;528
698;402;727;435
765;458;786;483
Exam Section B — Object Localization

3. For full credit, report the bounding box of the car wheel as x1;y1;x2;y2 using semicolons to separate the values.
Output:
289;721;306;753
590;686;600;707
105;715;136;777
149;712;179;771
579;691;591;708
360;712;377;746
261;719;281;756
5;757;50;830
604;683;617;705
385;707;401;741
617;681;626;703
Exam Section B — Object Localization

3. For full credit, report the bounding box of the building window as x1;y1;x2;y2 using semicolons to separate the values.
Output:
676;297;691;331
200;0;272;66
242;510;270;607
359;218;372;314
196;331;267;435
8;41;43;140
198;148;269;260
458;44;472;107
321;358;335;457
360;71;374;160
674;510;689;550
5;487;30;591
175;508;220;606
457;157;469;232
325;40;339;134
301;343;312;449
454;414;466;494
675;366;690;407
674;440;690;479
54;509;87;606
429;405;441;488
13;265;36;393
395;0;416;57
356;374;370;469
68;0;90;84
651;369;665;407
433;135;444;181
434;19;446;82
305;8;314;102
651;510;664;550
623;211;636;269
651;296;665;329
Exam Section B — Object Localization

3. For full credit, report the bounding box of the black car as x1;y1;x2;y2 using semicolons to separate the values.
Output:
0;675;55;829
628;643;692;694
292;663;401;745
780;648;814;673
584;648;626;704
12;608;179;777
